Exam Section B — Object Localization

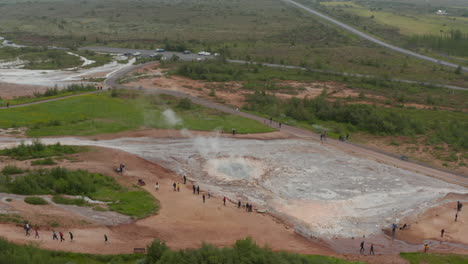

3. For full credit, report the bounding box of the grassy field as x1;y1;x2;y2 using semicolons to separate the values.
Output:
0;84;97;107
312;0;468;60
0;91;274;136
0;140;85;160
320;1;468;36
0;0;467;85
401;252;468;264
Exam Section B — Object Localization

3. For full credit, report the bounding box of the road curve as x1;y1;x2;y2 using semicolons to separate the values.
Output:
281;0;468;72
106;62;468;187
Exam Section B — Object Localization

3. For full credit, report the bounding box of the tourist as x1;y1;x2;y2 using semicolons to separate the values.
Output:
246;203;249;211
369;243;375;255
424;243;429;253
193;184;196;194
24;223;30;236
457;201;463;212
392;223;397;236
203;194;206;203
279;122;282;129
69;232;74;241
155;182;159;191
177;183;180;192
34;228;39;239
238;200;241;208
173;182;176;191
53;231;58;240
104;234;108;243
6;102;9;108
223;196;226;206
455;212;458;222
440;229;445;238
360;241;365;254
59;231;65;242
208;192;211;198
197;186;200;195
183;175;187;184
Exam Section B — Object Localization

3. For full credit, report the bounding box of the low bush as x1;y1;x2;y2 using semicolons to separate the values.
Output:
0;140;84;160
24;197;48;205
31;158;57;166
52;195;88;206
1;165;25;176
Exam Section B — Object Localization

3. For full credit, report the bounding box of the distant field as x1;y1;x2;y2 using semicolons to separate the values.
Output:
0;0;467;86
0;92;275;136
310;0;468;59
321;1;468;36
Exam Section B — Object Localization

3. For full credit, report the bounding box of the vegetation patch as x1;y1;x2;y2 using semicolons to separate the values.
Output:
0;140;85;160
0;92;274;136
0;84;97;107
0;237;361;264
0;167;157;219
0;47;82;70
52;195;89;207
1;165;26;176
401;252;468;264
31;158;57;166
24;197;48;205
0;214;25;224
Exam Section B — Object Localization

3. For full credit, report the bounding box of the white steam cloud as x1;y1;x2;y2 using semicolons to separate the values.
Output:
162;109;182;127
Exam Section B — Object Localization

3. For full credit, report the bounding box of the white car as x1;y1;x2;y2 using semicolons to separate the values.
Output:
133;52;141;56
198;51;211;56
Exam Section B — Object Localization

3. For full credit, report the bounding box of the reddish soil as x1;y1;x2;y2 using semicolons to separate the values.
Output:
0;82;47;99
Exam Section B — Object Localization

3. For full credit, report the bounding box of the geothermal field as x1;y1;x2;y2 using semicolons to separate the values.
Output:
30;135;466;239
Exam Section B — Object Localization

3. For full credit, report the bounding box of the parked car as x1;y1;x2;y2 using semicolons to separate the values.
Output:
183;50;191;54
123;52;132;56
155;48;166;52
198;51;211;56
133;52;141;56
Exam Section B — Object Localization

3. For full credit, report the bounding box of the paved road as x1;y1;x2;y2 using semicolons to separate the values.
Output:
281;0;468;73
85;46;468;91
106;62;467;187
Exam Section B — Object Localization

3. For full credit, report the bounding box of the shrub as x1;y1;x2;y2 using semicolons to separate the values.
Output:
24;197;48;205
31;158;57;166
52;195;88;206
177;98;193;110
0;140;83;160
1;165;25;176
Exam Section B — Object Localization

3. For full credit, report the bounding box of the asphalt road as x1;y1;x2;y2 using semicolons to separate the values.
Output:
281;0;468;73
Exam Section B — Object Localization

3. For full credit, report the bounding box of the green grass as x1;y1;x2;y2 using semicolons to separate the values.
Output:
52;195;88;206
0;84;97;107
0;236;361;264
92;188;158;219
0;213;25;224
0;167;158;219
0;140;85;160
320;1;468;36
31;158;57;166
0;238;142;264
0;92;274;136
1;165;26;175
24;196;48;205
401;252;468;264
